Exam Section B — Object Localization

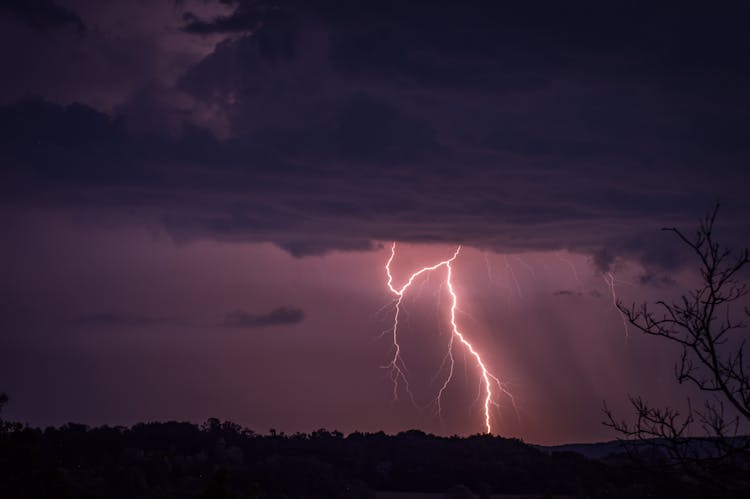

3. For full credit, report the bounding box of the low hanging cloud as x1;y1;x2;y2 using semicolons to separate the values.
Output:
223;307;305;328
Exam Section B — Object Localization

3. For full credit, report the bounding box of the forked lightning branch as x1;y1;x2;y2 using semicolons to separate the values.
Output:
382;242;514;434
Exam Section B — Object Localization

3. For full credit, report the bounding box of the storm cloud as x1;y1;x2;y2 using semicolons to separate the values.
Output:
1;0;749;267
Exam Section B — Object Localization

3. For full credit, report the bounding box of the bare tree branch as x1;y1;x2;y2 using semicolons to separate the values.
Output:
606;203;750;490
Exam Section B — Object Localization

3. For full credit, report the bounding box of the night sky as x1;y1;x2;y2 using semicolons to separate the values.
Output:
1;0;749;445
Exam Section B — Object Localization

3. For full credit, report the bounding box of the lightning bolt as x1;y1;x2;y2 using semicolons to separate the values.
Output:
483;252;495;284
603;271;629;337
556;252;630;337
383;242;510;434
513;255;537;280
503;256;524;299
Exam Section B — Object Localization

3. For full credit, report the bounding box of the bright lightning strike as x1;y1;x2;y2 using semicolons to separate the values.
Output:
383;242;511;434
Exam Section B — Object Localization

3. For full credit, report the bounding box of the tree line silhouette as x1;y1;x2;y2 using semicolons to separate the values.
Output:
0;403;736;498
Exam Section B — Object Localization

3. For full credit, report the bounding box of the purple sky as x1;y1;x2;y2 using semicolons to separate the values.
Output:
1;0;749;444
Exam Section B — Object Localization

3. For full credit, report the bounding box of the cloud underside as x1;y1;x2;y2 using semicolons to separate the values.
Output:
1;1;749;270
0;96;742;271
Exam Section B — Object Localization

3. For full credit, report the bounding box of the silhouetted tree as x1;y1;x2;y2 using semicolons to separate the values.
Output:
604;204;750;490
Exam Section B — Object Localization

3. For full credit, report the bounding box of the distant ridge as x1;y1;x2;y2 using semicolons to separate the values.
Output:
535;440;626;460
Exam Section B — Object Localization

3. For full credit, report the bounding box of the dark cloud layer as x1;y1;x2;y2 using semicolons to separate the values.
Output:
223;307;304;328
1;1;749;267
1;0;85;33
